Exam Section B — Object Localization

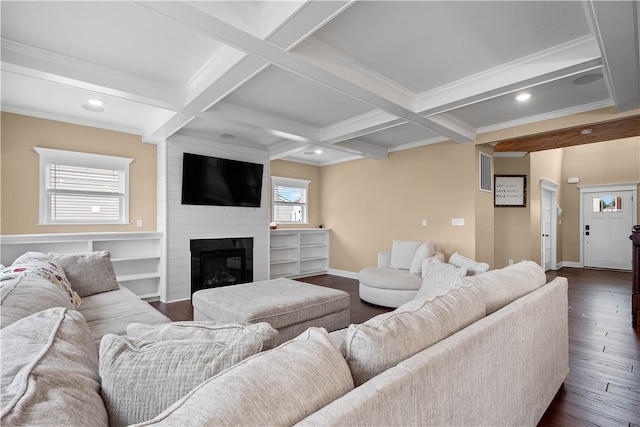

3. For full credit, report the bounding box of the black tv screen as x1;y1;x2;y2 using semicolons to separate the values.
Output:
181;153;264;207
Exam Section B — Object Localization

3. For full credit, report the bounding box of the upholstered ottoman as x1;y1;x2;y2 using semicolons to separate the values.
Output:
192;278;350;345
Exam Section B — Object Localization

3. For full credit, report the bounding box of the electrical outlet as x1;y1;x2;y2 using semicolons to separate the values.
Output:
451;218;465;226
421;219;427;226
508;259;514;265
136;219;143;227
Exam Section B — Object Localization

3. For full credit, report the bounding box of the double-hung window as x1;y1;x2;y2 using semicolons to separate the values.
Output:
35;147;133;225
271;176;310;224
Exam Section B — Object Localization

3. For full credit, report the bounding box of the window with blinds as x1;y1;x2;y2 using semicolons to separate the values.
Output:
35;147;133;224
271;176;310;224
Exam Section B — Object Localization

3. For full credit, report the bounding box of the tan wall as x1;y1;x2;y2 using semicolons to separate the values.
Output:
1;113;157;234
494;155;531;268
560;136;640;263
320;141;478;273
269;160;321;228
475;146;495;267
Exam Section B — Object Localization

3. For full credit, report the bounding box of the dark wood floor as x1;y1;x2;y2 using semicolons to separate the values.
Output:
150;267;640;426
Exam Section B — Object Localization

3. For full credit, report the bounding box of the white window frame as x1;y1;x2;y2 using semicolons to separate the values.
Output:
34;147;133;225
271;176;310;225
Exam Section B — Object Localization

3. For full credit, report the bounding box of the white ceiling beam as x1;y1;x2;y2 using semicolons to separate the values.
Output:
268;141;313;160
588;0;640;112
321;110;406;145
144;1;354;144
333;139;388;159
201;102;319;144
416;36;603;114
1;40;182;111
136;1;475;143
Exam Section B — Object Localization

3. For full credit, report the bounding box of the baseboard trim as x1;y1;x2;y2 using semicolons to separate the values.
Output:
561;261;582;269
328;268;359;280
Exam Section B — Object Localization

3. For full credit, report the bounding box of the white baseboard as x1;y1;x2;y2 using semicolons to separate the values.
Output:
328;268;359;280
560;261;582;269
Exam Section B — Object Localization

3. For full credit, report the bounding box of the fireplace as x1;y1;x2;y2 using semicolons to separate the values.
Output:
190;238;253;296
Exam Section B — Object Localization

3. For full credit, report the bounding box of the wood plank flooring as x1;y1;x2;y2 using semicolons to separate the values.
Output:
150;267;640;426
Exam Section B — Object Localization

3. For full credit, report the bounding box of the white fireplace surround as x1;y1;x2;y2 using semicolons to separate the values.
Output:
160;134;270;302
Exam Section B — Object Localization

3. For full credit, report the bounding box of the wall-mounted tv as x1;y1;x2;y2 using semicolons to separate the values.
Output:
181;152;264;207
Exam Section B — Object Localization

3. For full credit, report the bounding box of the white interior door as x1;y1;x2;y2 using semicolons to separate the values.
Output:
582;190;634;270
540;179;558;272
542;189;553;271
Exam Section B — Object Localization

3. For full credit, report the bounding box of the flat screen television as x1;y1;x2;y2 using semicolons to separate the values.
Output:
181;152;264;207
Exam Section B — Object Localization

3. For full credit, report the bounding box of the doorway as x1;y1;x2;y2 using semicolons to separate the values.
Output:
580;183;638;270
541;180;559;271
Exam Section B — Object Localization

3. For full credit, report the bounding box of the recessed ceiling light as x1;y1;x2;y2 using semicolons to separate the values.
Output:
221;133;236;139
88;99;104;107
580;128;593;135
516;93;531;102
314;149;323;154
81;104;104;113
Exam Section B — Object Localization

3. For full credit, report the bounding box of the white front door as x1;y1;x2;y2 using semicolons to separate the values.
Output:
582;190;634;270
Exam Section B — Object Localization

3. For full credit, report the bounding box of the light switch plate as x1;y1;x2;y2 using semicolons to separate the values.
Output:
451;218;465;226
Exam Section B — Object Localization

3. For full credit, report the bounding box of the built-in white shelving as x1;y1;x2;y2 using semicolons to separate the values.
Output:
269;228;329;279
0;232;164;301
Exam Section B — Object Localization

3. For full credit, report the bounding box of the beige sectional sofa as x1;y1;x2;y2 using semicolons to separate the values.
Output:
1;251;568;427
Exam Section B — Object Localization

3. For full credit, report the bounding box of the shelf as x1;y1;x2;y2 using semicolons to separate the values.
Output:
270;259;298;265
117;272;161;282
300;256;327;262
0;231;164;301
269;229;329;279
111;255;161;262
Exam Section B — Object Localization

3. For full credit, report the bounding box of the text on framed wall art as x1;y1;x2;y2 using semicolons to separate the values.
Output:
494;175;526;207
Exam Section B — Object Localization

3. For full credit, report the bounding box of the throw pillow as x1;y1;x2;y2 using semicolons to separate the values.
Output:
458;260;547;314
409;240;435;275
415;259;467;299
126;321;279;350
135;328;354;427
389;240;423;270
343;285;486;386
49;251;119;297
99;333;263;426
1;252;81;307
0;307;108;426
0;274;76;328
448;252;490;276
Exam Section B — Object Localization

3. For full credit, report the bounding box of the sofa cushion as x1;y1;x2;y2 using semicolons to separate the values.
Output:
100;332;263;427
127;321;279;350
389;240;423;270
458;260;546;314
78;286;170;347
416;259;467;299
343;285;486;386
0;274;76;328
448;252;490;276
49;251;119;297
409;240;435;275
0;307;108;426
1;251;81;307
359;267;423;291
134;328;354;427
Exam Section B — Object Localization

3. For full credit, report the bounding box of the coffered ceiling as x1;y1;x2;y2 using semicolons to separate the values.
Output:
2;1;639;166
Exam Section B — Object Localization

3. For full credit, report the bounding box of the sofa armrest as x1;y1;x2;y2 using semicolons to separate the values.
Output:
377;251;392;268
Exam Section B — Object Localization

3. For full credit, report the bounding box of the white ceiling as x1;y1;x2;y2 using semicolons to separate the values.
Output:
2;1;638;166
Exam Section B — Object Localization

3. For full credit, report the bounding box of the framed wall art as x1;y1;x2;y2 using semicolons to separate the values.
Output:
494;175;526;207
